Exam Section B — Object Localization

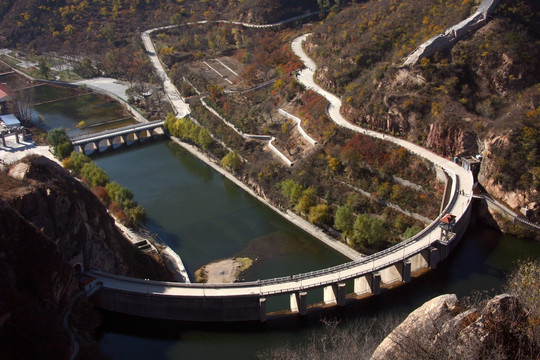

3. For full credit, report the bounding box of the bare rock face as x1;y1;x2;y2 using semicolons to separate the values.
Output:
371;294;461;360
3;156;134;275
3;155;172;280
372;293;538;360
0;197;78;359
479;133;534;210
0;155;173;359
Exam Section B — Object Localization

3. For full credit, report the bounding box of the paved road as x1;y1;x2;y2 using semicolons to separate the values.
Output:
141;29;191;118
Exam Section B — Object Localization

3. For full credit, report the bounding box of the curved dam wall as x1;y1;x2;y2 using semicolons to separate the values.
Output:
89;170;474;322
403;0;500;66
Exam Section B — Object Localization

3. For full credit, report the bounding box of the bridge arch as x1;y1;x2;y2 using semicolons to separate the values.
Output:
82;142;98;155
73;263;83;274
97;138;112;152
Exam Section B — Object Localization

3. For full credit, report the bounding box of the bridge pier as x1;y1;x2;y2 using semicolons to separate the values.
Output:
380;260;411;285
354;272;381;296
401;260;412;283
323;282;346;306
259;298;267;322
290;291;307;315
434;240;450;262
428;246;440;269
88;142;99;153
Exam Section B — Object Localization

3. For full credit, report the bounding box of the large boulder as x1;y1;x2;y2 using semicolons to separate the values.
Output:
372;294;461;360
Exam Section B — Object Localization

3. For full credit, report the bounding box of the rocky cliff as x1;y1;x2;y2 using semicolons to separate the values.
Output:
0;155;173;359
371;293;538;360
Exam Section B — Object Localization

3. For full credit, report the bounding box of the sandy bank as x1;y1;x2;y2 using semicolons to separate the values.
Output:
195;257;252;283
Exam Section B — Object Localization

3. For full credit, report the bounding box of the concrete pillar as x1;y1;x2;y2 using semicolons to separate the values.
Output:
401;260;411;283
354;272;381;296
372;273;381;295
428;247;440;269
336;282;346;306
290;291;307;315
435;240;449;261
259;298;267;322
412;251;429;272
323;282;346;306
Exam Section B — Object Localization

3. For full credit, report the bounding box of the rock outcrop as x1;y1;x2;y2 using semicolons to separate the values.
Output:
2;155;171;279
0;155;173;359
372;293;538;360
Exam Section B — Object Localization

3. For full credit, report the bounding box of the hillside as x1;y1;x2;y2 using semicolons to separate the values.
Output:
0;0;317;54
306;0;539;216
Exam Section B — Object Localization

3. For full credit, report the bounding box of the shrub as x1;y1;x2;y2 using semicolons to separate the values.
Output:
80;163;109;187
309;204;332;226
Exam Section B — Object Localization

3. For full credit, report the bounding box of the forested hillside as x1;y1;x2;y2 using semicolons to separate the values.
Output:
0;0;318;79
307;0;539;213
0;0;317;52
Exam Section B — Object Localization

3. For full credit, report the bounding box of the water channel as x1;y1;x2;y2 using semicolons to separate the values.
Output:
93;139;540;360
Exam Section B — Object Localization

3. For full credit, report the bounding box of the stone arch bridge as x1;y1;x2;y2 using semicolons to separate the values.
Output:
70;120;164;154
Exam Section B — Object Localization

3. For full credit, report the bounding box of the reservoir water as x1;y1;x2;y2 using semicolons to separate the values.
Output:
94;139;540;359
8;82;137;136
94;140;350;283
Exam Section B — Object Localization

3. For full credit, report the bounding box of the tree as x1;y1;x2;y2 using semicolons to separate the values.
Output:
352;214;387;250
280;179;304;206
105;182;123;203
38;57;50;79
55;141;74;160
506;259;540;323
77;57;96;78
198;128;213;149
81;163;109;187
334;205;354;237
47;128;70;147
47;128;73;160
221;150;242;172
164;112;177;133
309;204;331;226
126;205;147;226
295;187;316;215
403;225;422;240
116;187;134;207
64;151;91;175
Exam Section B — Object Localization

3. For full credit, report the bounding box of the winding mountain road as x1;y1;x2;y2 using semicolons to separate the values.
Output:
291;34;473;223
